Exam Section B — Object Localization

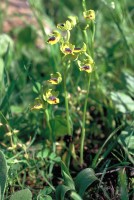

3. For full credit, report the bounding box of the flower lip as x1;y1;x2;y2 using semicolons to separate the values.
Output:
47;31;61;45
81;65;91;70
48;72;62;85
79;64;92;73
65;48;72;53
73;47;81;53
33;104;43;109
47;36;56;42
86;14;94;20
60;42;74;55
48;78;58;84
31;102;43;110
49;96;57;101
43;89;59;104
48;96;59;104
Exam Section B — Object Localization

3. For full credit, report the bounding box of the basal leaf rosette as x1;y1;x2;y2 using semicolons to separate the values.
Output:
60;42;75;55
43;89;59;104
83;10;95;21
78;56;94;73
48;72;62;85
47;31;61;45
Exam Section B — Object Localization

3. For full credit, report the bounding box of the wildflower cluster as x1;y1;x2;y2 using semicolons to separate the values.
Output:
47;9;95;73
31;72;62;110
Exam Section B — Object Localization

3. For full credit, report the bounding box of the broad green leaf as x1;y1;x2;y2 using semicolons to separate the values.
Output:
118;168;129;200
33;82;41;94
53;156;61;162
50;116;68;137
37;148;50;159
56;185;72;200
75;168;98;197
49;152;57;160
118;129;134;156
0;150;7;200
110;92;134;113
10;105;24;114
70;191;83;200
39;187;52;196
44;196;52;200
118;128;134;164
0;34;13;56
61;161;75;189
42;148;50;158
9;189;32;200
39;195;52;200
123;73;134;98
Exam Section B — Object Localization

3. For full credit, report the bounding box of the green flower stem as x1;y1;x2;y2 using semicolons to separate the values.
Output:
80;74;91;166
82;0;86;11
63;63;78;167
67;30;70;42
80;21;95;165
83;30;90;54
63;70;72;168
91;22;95;58
45;109;53;143
63;73;71;135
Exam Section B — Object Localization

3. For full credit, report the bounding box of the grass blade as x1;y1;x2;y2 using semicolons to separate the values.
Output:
118;168;129;200
92;124;124;168
0;150;7;200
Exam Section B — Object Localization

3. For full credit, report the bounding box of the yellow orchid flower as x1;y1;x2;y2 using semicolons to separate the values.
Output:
73;43;87;54
68;16;78;27
57;20;72;31
83;10;95;21
47;31;61;45
78;57;94;73
60;42;75;55
79;64;92;73
43;89;59;104
48;72;62;85
31;98;44;110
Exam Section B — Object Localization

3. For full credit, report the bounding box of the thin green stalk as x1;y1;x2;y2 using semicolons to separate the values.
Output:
82;0;86;11
63;62;78;167
63;73;71;167
45;109;56;177
67;30;70;42
80;19;96;165
80;74;91;165
45;109;53;143
63;74;71;135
